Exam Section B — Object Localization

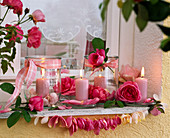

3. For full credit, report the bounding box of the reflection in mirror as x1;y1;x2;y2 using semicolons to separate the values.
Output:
21;0;105;69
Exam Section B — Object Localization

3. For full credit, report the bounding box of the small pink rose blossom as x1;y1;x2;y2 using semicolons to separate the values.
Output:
58;105;72;110
28;96;43;111
150;106;161;116
88;49;105;67
27;26;42;48
49;93;58;105
89;85;111;102
1;0;23;15
143;98;154;103
32;9;45;25
116;81;141;103
119;64;140;82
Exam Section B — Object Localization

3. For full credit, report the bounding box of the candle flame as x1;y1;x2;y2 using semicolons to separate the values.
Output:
80;69;83;79
141;67;145;77
63;65;66;69
41;68;45;78
99;74;102;77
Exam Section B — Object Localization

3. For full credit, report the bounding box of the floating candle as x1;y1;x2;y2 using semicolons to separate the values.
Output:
36;68;50;97
75;69;89;101
94;74;106;89
135;67;148;102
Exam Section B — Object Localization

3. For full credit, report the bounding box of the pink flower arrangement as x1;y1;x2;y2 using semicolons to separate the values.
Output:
119;64;140;82
48;115;121;136
116;81;141;103
88;49;105;67
27;26;42;48
89;85;114;102
28;96;44;111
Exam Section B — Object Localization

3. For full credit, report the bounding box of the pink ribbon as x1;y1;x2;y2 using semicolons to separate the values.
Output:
85;59;118;76
0;58;61;113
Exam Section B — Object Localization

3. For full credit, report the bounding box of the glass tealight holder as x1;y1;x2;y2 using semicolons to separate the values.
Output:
84;56;119;93
24;56;61;106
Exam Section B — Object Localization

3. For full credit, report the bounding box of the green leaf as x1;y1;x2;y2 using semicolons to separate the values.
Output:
157;24;170;36
7;111;21;128
15;37;21;43
0;47;11;53
22;110;31;123
136;3;148;32
28;111;37;115
0;31;6;36
69;76;75;79
116;101;124;108
11;47;16;62
0;82;15;94
0;38;3;45
99;2;102;9
157;108;165;113
104;100;116;108
104;56;108;62
8;40;15;48
160;37;170;52
150;0;159;5
15;96;21;108
105;48;109;55
92;38;105;50
136;16;148;32
100;0;110;22
122;0;133;22
55;52;67;56
4;33;12;39
1;59;8;74
139;1;170;22
8;62;14;73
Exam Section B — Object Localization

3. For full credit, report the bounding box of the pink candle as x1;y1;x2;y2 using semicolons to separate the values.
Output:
36;69;50;97
75;70;89;101
135;67;148;102
94;74;106;89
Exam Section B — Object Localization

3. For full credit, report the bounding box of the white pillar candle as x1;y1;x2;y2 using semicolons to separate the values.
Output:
75;69;89;101
135;67;148;102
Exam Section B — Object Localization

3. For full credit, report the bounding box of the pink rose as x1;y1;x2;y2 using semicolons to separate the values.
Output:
88;49;105;67
119;64;140;82
89;85;110;102
1;0;23;15
5;24;23;42
116;81;141;103
32;10;45;25
28;96;44;111
150;106;161;116
27;26;42;48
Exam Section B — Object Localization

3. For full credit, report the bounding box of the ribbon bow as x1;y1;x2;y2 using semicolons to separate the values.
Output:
84;58;118;76
1;58;61;112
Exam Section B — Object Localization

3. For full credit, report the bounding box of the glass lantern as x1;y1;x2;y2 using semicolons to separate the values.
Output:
24;56;61;106
84;56;119;93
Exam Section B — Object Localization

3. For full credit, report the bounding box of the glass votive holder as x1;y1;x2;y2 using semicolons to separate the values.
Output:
84;56;119;93
24;56;61;106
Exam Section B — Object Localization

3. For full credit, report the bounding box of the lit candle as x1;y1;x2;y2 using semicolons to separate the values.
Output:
94;74;106;89
36;68;50;97
135;67;148;102
75;69;89;101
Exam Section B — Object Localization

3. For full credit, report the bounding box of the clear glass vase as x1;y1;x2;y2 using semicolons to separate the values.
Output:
84;56;119;93
24;56;61;106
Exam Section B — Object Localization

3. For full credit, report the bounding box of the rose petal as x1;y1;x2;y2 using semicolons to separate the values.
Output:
48;116;59;128
66;116;73;128
41;116;49;124
34;117;40;126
